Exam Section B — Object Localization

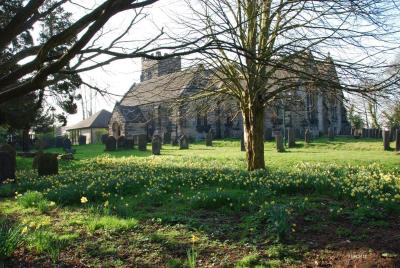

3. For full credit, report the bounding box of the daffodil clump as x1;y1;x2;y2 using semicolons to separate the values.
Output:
10;156;400;212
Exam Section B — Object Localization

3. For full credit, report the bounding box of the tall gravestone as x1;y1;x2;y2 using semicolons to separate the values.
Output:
287;127;296;148
78;135;86;145
0;151;15;182
105;136;116;151
124;139;134;150
206;129;213;147
37;153;58;176
163;132;171;145
304;129;311;144
138;134;147;151
179;135;189;149
395;129;400;152
152;135;161;155
63;138;72;153
241;133;246;151
117;136;126;149
383;130;390;151
274;131;285;152
328;127;335;141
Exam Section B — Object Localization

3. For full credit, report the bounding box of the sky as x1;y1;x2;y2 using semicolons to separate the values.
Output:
62;0;400;127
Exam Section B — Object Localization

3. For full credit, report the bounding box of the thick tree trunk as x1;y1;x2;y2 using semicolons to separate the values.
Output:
242;104;265;171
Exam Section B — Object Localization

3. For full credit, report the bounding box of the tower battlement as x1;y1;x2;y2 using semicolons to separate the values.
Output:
140;52;181;82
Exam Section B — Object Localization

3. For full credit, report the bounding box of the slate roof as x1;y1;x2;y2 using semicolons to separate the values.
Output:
120;69;203;107
66;109;111;130
116;105;146;123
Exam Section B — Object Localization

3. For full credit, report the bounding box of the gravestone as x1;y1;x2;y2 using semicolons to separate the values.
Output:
287;127;296;148
152;135;161;155
362;128;367;138
304;129;311;144
0;151;15;182
383;130;390;151
163;132;171;145
274;131;285;152
0;144;16;179
171;136;178;146
264;128;273;141
328;127;335;141
101;134;108;144
55;136;64;148
63;138;72;152
117;136;126;149
138;134;147;151
206;129;213;147
179;135;189;149
396;129;400;152
78;135;86;145
105;136;117;151
37;153;58;176
124;139;134;150
240;134;245;151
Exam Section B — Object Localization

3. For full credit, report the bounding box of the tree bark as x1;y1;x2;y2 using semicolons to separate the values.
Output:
242;103;265;171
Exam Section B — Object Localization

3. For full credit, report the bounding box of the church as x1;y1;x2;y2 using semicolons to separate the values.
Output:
109;52;350;142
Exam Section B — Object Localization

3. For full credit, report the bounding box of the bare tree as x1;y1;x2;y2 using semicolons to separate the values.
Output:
179;0;400;170
0;0;209;103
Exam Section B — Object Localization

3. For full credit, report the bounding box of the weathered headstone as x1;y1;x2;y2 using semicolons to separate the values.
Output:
138;134;147;151
101;134;108;144
264;128;273;141
117;136;126;149
274;131;285;153
0;151;15;182
63;138;72;152
328;127;335;141
124;139;134;150
78;135;86;145
55;136;64;148
179;135;189;149
395;129;400;152
105;136;116;151
163;132;171;145
287;127;296;148
0;144;16;179
37;153;58;176
383;130;390;151
240;134;246;151
304;129;311;144
152;135;161;155
171;136;178;146
206;129;213;147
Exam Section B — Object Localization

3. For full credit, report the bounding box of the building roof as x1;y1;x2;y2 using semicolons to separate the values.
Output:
66;109;111;130
120;68;205;107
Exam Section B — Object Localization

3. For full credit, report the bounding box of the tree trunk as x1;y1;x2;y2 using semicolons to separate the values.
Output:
242;104;265;171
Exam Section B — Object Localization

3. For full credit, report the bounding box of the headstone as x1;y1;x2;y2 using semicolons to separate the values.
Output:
152;135;161;155
206;129;213;147
328;127;335;141
179;135;189;149
163;132;171;145
274;131;285;152
55;136;64;148
264;128;273;141
395;129;400;152
362;128;367;138
101;134;108;144
37;153;58;176
117;136;126;149
241;133;246;151
63;138;72;152
304;129;311;144
287;127;296;148
78;135;86;145
171;136;178;146
383;130;390;151
138;134;147;151
105;136;116;151
0;151;15;182
124;139;134;150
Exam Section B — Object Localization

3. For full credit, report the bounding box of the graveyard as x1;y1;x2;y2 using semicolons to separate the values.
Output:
1;137;399;267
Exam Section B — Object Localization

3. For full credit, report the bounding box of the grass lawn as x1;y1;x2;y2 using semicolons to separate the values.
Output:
1;137;399;267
